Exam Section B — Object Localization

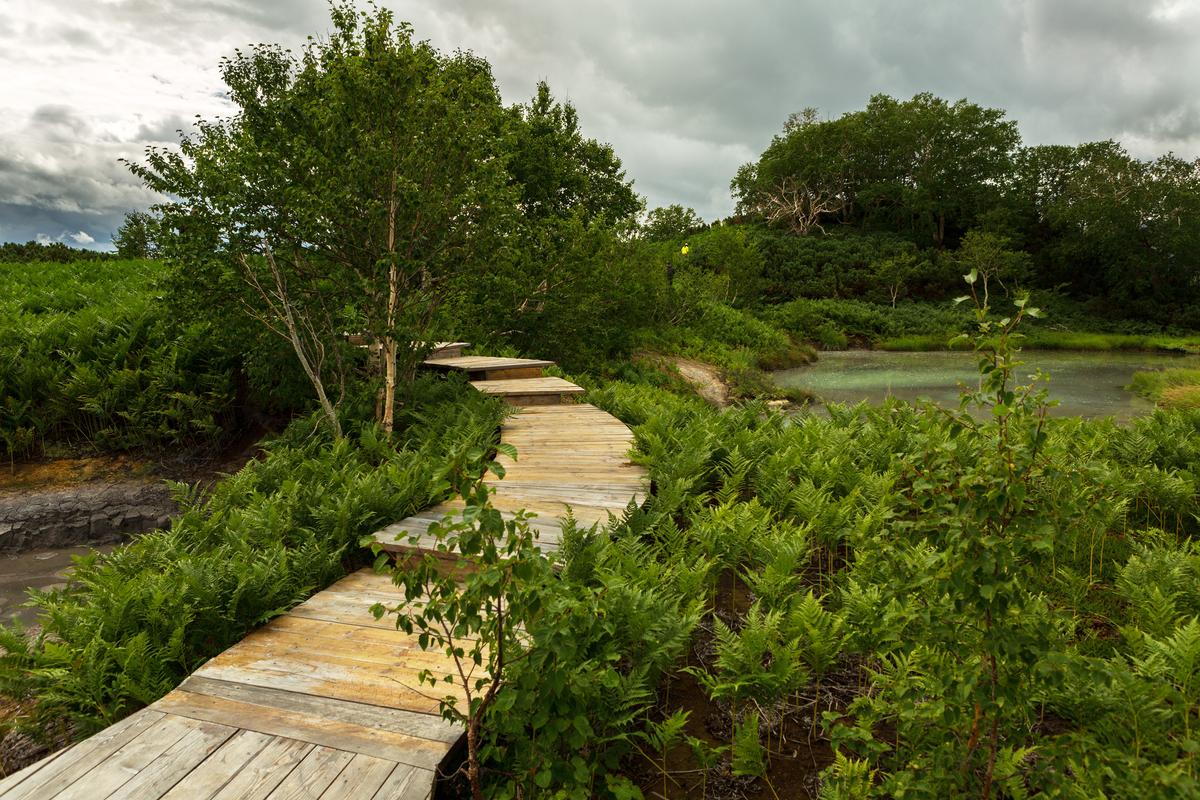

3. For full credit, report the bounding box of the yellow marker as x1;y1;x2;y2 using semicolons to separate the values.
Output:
680;245;689;255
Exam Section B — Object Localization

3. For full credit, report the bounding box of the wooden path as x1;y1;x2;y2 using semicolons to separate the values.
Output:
0;349;646;800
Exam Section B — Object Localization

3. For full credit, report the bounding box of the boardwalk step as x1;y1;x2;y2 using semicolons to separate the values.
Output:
426;341;471;360
424;355;554;381
469;377;584;406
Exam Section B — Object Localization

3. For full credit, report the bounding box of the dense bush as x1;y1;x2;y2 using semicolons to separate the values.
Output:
753;229;953;304
0;259;239;459
454;215;664;371
0;242;114;264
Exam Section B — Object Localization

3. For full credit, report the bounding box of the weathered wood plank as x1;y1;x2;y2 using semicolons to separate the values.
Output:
371;763;434;800
285;601;425;631
189;660;461;716
158;730;274;800
201;631;465;675
0;710;166;800
104;718;237;800
469;377;584;397
207;738;314;800
319;753;397;800
0;743;71;797
154;692;450;771
196;639;473;704
180;677;461;744
261;612;435;648
52;714;199;800
262;746;354;800
424;356;552;371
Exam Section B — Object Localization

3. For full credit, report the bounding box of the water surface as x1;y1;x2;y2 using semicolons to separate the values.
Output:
0;545;114;627
774;350;1200;420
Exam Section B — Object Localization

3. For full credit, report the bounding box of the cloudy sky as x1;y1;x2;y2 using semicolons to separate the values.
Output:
2;0;1199;249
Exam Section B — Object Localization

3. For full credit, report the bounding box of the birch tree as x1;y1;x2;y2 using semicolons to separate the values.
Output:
129;3;515;435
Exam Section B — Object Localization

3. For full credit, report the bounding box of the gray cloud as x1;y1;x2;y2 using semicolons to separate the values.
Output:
2;0;1199;249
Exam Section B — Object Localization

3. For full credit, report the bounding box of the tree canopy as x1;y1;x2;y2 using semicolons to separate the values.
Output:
130;4;519;434
733;93;1200;325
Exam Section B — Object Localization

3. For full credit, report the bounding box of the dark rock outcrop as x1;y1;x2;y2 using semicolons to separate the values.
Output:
0;481;177;554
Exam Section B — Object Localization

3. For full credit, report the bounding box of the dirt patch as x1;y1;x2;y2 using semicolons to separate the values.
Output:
0;455;154;493
673;359;730;407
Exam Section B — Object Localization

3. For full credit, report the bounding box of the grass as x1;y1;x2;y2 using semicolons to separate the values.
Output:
1128;368;1200;409
879;331;1200;353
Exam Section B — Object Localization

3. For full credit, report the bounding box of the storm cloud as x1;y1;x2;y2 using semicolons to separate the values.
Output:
2;0;1199;248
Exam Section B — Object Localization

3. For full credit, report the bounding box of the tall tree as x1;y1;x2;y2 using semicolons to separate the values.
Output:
1041;142;1200;322
641;204;706;242
128;4;515;435
507;81;642;224
735;94;1019;246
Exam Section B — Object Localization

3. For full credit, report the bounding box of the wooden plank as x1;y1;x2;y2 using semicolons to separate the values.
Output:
261;613;434;649
52;714;199;800
375;533;560;557
286;601;424;632
207;738;314;800
204;630;465;674
263;746;354;800
154;692;452;771
180;676;462;744
0;710;166;800
372;763;434;800
285;593;396;627
191;660;462;716
158;730;274;800
482;366;546;380
424;356;552;371
427;342;470;360
469;377;584;396
319;753;397;800
0;743;71;797
376;512;563;537
104;718;236;800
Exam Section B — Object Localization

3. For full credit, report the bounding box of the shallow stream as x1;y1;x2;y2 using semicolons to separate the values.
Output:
0;544;114;627
773;350;1200;420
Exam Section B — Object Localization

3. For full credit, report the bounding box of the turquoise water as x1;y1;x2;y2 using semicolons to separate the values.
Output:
773;350;1200;420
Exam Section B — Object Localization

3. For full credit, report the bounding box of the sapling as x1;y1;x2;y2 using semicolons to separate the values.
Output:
371;441;555;800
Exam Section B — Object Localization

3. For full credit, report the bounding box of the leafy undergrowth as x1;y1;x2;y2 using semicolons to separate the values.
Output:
565;375;1200;797
0;259;238;460
0;375;506;741
542;290;1200;798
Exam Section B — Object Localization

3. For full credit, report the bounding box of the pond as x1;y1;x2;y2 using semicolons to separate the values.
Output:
773;350;1200;420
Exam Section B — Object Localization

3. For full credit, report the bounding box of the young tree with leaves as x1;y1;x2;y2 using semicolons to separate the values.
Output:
127;4;516;436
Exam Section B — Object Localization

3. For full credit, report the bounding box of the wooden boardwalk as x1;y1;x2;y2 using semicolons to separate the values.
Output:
0;350;645;799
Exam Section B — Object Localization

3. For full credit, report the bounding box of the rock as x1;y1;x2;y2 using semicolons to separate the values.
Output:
0;481;178;555
673;358;730;407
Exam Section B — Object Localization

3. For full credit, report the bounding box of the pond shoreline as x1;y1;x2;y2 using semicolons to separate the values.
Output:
774;348;1200;420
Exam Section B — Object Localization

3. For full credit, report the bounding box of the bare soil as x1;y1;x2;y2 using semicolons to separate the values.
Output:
634;572;842;800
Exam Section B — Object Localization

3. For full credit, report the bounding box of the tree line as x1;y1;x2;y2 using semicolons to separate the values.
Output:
730;94;1200;325
107;4;1200;436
